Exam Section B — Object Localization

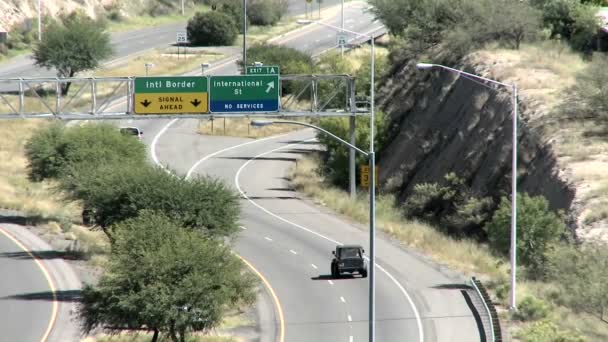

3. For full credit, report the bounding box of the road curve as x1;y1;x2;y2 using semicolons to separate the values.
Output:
0;223;80;342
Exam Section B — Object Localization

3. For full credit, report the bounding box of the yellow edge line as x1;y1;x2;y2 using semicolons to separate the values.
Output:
237;254;285;342
0;226;58;342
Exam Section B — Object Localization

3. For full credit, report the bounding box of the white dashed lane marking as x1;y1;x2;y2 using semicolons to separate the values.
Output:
289;249;297;255
311;264;318;269
347;315;352;322
265;237;273;242
328;280;334;285
340;296;346;303
239;226;247;230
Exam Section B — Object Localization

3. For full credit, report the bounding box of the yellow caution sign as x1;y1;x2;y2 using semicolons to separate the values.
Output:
134;93;208;114
360;165;379;188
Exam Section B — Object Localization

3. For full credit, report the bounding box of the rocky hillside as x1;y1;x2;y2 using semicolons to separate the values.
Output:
0;0;160;32
376;45;589;236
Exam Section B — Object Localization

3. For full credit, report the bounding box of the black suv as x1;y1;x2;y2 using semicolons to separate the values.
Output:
331;245;367;278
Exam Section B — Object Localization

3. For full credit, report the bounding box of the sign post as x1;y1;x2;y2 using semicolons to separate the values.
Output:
337;33;348;48
360;165;378;188
176;31;187;59
209;75;279;113
134;76;208;114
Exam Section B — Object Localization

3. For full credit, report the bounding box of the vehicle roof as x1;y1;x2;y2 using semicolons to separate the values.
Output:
338;244;363;249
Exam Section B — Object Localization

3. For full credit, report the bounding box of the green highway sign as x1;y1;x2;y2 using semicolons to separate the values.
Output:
209;75;279;113
246;65;280;75
134;76;208;114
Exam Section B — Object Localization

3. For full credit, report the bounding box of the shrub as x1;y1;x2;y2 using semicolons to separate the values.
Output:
516;320;584;342
187;11;238;46
61;163;240;238
514;296;551;321
546;243;608;319
216;0;245;27
247;0;287;26
561;54;608;120
485;193;566;277
25;122;65;181
403;173;494;236
25;123;146;182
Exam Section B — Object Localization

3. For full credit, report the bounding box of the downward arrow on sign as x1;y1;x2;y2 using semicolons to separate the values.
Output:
191;99;202;107
140;99;151;107
265;81;275;93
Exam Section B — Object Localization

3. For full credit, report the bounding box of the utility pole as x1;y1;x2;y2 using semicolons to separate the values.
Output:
341;0;344;56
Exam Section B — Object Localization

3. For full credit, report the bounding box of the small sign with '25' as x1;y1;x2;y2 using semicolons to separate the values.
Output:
176;32;187;44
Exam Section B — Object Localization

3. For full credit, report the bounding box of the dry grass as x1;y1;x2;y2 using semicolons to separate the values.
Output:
95;48;224;78
0;120;80;219
289;154;608;341
106;5;210;33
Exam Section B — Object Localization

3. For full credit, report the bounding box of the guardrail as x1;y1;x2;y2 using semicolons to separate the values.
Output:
471;277;502;342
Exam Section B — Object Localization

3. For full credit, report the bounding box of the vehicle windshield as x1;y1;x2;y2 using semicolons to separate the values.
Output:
340;248;361;258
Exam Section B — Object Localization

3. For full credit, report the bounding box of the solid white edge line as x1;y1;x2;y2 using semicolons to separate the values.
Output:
185;133;291;179
234;138;425;342
151;118;178;168
349;336;353;342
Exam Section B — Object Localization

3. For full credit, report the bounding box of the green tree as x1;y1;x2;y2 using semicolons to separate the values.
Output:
187;11;238;46
485;193;566;277
32;11;113;95
317;111;388;189
61;163;240;238
247;0;288;26
79;211;257;342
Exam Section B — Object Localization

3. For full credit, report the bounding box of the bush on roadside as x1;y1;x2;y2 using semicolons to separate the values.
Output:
247;0;288;26
403;173;494;237
215;0;245;28
61;163;240;238
25;123;146;182
546;243;608;319
514;295;551;321
516;320;584;342
187;11;238;46
485;193;566;277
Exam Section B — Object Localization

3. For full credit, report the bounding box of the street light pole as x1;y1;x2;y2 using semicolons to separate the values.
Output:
296;19;377;341
181;0;185;15
416;62;519;310
243;0;247;73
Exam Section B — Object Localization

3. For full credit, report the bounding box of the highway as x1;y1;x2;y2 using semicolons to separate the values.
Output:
123;3;481;341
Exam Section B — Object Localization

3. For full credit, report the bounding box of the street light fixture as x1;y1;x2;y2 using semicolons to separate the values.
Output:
201;63;210;75
38;0;42;41
298;18;378;342
416;62;519;311
253;61;263;66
